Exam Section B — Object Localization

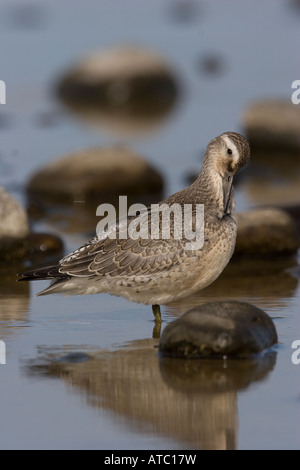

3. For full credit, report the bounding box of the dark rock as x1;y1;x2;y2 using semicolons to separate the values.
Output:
235;208;299;257
23;232;64;259
243;100;300;152
56;46;179;136
283;205;300;235
159;301;278;359
27;146;164;206
0;232;64;264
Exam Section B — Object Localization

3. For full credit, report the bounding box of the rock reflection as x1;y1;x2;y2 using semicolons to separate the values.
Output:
0;268;30;339
159;353;276;449
23;339;276;450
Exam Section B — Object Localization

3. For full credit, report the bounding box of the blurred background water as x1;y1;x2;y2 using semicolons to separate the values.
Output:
0;0;299;450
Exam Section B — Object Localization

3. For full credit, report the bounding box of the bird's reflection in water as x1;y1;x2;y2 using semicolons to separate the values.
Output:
23;338;277;450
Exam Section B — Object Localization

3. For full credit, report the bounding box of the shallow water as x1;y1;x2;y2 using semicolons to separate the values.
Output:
0;0;299;450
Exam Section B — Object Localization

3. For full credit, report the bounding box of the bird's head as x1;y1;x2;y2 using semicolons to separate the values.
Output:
203;131;250;215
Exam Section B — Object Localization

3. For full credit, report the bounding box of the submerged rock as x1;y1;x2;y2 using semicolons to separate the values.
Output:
27;146;163;207
159;301;278;359
23;232;64;261
235;208;299;257
56;45;179;136
243;100;300;151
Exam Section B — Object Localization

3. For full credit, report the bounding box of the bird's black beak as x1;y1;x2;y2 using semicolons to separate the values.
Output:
223;174;233;214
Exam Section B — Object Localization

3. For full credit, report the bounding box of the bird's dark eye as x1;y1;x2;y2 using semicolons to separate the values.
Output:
227;148;232;155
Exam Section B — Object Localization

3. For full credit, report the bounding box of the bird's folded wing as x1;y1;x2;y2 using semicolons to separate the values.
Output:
59;209;192;278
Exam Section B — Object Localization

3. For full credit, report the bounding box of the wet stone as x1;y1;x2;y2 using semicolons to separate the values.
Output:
243;100;300;152
283;205;300;236
56;45;179;134
27;146;163;205
0;232;64;264
235;208;299;257
23;232;64;260
159;301;278;359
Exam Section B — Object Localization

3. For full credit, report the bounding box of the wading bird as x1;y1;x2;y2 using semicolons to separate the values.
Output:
18;132;250;336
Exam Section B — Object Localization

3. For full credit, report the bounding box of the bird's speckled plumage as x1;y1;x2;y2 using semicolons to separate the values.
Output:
18;132;250;316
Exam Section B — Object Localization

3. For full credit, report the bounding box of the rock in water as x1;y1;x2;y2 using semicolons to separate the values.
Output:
27;146;163;205
243;100;300;151
235;208;299;257
55;45;179;135
159;301;278;358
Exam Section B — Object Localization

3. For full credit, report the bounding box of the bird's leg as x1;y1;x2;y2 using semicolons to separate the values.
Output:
152;304;162;339
152;304;161;323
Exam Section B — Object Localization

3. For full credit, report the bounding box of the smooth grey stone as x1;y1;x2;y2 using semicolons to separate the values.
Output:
235;208;299;256
27;146;163;205
243;100;300;151
55;46;179;136
159;301;278;359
